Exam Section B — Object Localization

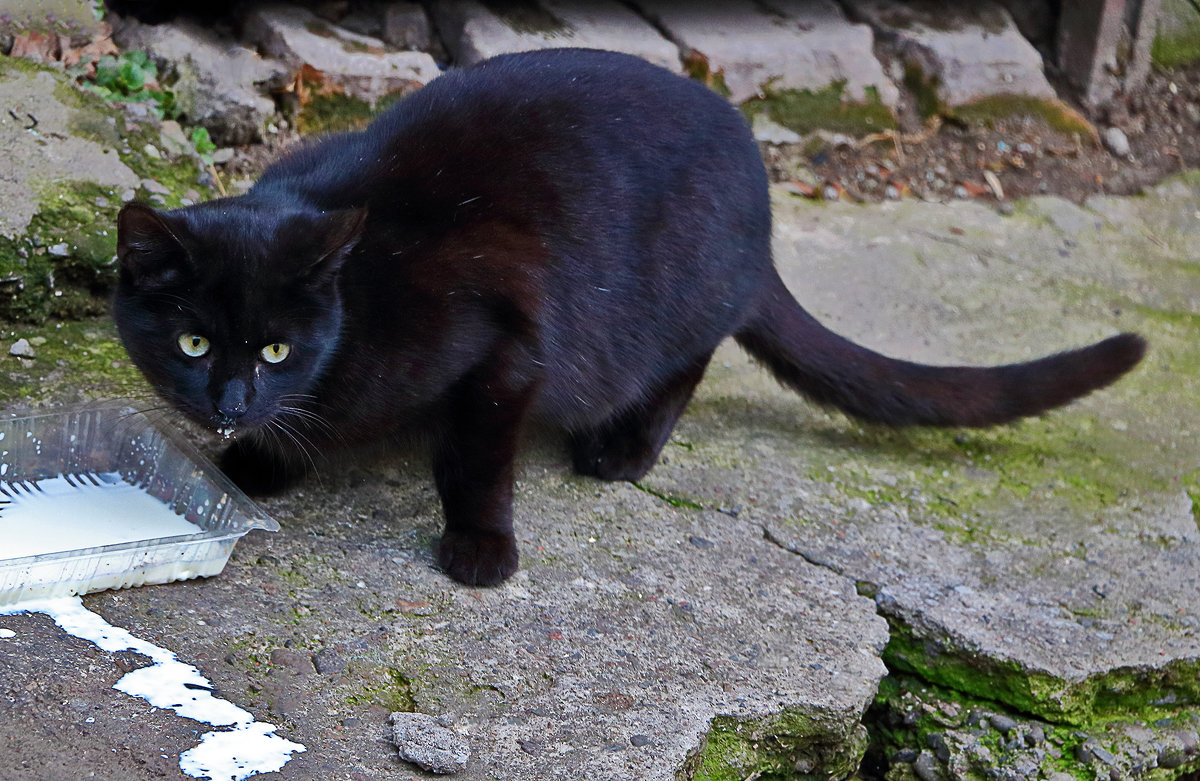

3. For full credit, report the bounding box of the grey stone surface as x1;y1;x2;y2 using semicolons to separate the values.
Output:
638;181;1200;775
1157;0;1200;65
245;4;441;103
848;0;1056;107
381;1;435;52
432;0;681;73
0;68;139;239
1103;125;1131;156
111;16;286;146
390;711;470;773
635;0;899;105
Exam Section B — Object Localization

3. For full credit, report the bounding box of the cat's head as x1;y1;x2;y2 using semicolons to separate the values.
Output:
113;200;366;436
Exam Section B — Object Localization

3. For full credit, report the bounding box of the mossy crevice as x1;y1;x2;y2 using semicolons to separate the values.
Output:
866;674;1200;781
0;60;207;325
740;81;896;137
681;708;870;781
882;617;1200;728
345;665;418;713
902;62;1097;142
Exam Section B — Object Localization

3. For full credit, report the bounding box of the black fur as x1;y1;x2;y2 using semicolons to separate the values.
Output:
113;49;1145;586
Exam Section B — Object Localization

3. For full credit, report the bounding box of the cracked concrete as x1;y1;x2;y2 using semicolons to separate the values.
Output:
2;178;1199;779
1;52;1200;774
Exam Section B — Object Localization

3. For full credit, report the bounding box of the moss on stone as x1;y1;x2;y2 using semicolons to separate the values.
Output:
882;618;1200;728
953;96;1098;144
740;81;897;136
902;61;1097;143
0;181;122;323
868;672;1200;781
0;61;206;325
345;665;418;713
0;317;145;406
1153;7;1200;70
686;709;869;781
295;89;411;136
682;51;732;99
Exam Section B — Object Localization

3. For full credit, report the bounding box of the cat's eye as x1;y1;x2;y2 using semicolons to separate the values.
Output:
177;334;210;358
260;343;291;364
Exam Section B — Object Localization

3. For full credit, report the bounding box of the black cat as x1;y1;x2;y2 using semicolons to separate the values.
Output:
114;49;1145;586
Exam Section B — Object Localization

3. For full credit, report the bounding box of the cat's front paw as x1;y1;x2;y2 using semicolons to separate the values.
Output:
436;529;519;586
218;439;302;496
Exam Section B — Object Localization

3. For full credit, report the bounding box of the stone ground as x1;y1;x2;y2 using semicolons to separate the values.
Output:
2;2;1200;779
2;176;1200;779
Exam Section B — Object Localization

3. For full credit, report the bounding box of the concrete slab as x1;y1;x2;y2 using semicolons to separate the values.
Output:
111;16;286;146
245;4;441;103
431;0;681;73
0;66;138;239
848;0;1056;107
638;183;1200;776
0;420;887;779
633;0;899;106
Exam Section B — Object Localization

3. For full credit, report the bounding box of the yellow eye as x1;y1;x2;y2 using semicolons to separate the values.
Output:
260;343;291;363
177;334;210;358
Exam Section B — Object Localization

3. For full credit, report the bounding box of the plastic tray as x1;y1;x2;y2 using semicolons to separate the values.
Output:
0;403;277;605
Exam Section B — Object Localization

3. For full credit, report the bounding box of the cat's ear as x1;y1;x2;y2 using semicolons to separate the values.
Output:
306;208;367;283
117;203;190;287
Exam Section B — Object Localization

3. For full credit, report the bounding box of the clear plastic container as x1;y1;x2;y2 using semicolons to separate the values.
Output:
0;403;277;605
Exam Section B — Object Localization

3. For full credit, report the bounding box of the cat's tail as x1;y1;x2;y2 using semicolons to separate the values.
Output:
734;274;1146;427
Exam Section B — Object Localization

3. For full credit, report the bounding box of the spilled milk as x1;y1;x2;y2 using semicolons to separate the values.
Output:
0;473;305;780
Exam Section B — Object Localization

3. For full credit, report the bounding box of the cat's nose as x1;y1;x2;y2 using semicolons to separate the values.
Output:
217;378;251;420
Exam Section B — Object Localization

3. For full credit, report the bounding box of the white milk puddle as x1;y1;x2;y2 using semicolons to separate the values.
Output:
0;597;305;779
0;472;202;557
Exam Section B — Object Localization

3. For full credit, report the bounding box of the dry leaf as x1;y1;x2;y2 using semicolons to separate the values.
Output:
982;170;1004;200
11;31;60;63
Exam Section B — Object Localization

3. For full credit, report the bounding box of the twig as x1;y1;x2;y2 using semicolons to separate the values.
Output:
209;163;227;197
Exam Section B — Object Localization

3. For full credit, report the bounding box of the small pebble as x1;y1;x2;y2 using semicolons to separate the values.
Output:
391;712;470;774
47;243;70;257
990;713;1018;734
142;143;162;159
630;734;651;747
1102;126;1130;157
913;750;940;781
9;339;34;359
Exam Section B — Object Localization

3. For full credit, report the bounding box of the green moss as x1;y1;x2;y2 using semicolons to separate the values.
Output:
953;96;1098;143
805;407;1172;550
345;665;417;713
0;181;123;323
686;709;868;781
868;673;1200;781
0;317;145;406
0;63;206;325
904;64;943;119
902;61;1097;142
1153;6;1200;69
882;619;1200;727
740;81;897;136
296;92;375;135
632;481;703;510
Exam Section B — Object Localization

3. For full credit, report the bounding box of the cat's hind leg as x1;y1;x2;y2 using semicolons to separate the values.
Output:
569;354;710;482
